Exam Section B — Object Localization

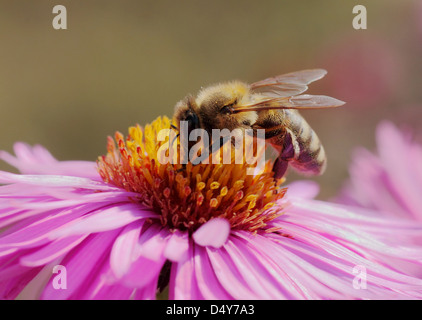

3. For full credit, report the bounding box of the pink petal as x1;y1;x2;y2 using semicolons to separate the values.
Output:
0;143;99;180
136;224;171;262
115;224;170;288
0;207;88;249
5;191;138;211
20;235;88;267
221;235;291;299
205;245;260;299
275;220;422;292
169;245;204;300
120;255;165;288
193;246;232;299
285;180;320;199
244;232;375;299
132;278;159;300
84;282;135;300
0;172;118;191
376;122;422;217
16;259;62;300
0;262;34;280
41;230;120;300
192;218;230;248
48;203;155;238
110;221;143;279
0;267;43;299
79;258;135;300
163;230;189;262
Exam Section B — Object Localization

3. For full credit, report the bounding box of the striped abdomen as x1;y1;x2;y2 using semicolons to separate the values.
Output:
284;110;326;175
255;109;327;178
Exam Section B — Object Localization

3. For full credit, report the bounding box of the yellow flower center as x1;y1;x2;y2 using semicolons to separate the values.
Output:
97;116;286;233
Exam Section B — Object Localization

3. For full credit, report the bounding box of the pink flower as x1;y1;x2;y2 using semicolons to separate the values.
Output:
338;121;422;222
1;118;422;300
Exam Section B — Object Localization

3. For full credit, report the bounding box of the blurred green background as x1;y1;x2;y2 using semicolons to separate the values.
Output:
0;0;421;199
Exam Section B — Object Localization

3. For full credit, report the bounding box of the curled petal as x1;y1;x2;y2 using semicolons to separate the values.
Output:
193;218;230;248
0;142;99;180
163;230;189;262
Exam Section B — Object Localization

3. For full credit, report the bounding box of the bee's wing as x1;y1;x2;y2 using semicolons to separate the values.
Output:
285;94;345;109
250;69;327;97
233;95;345;113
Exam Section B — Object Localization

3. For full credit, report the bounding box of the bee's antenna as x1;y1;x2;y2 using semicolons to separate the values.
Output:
168;124;180;156
171;133;180;148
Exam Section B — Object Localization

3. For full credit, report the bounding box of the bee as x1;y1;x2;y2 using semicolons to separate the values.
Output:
172;69;345;179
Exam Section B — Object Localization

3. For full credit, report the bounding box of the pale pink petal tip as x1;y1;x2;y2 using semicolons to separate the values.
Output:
286;180;320;199
192;218;230;248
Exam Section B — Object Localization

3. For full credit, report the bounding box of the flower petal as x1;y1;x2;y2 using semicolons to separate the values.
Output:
193;246;232;299
19;235;88;267
0;206;89;249
110;221;143;279
285;180;319;199
48;203;155;238
79;257;135;300
192;218;230;248
169;244;204;300
136;224;171;262
0;171;118;191
204;244;261;299
0;267;43;299
41;230;120;300
120;255;165;289
163;230;189;262
0;142;99;180
133;276;160;300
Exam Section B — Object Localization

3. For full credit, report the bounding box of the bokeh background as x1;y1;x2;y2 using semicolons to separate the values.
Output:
0;0;421;199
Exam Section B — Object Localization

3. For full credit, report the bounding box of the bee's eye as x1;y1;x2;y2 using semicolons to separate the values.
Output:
220;101;236;115
184;113;199;129
220;106;231;114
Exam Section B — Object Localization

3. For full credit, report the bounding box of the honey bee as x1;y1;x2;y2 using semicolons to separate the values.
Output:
172;69;345;179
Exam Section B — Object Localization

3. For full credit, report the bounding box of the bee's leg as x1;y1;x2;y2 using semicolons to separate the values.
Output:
251;125;284;140
211;136;230;153
272;131;296;180
272;157;289;180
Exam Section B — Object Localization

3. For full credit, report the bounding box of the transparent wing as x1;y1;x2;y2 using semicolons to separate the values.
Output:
233;95;345;113
250;69;327;97
287;94;345;109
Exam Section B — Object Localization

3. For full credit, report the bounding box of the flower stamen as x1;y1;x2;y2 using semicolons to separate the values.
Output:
97;116;287;233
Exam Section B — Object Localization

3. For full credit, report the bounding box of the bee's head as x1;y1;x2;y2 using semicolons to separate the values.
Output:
173;95;201;133
194;81;258;133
